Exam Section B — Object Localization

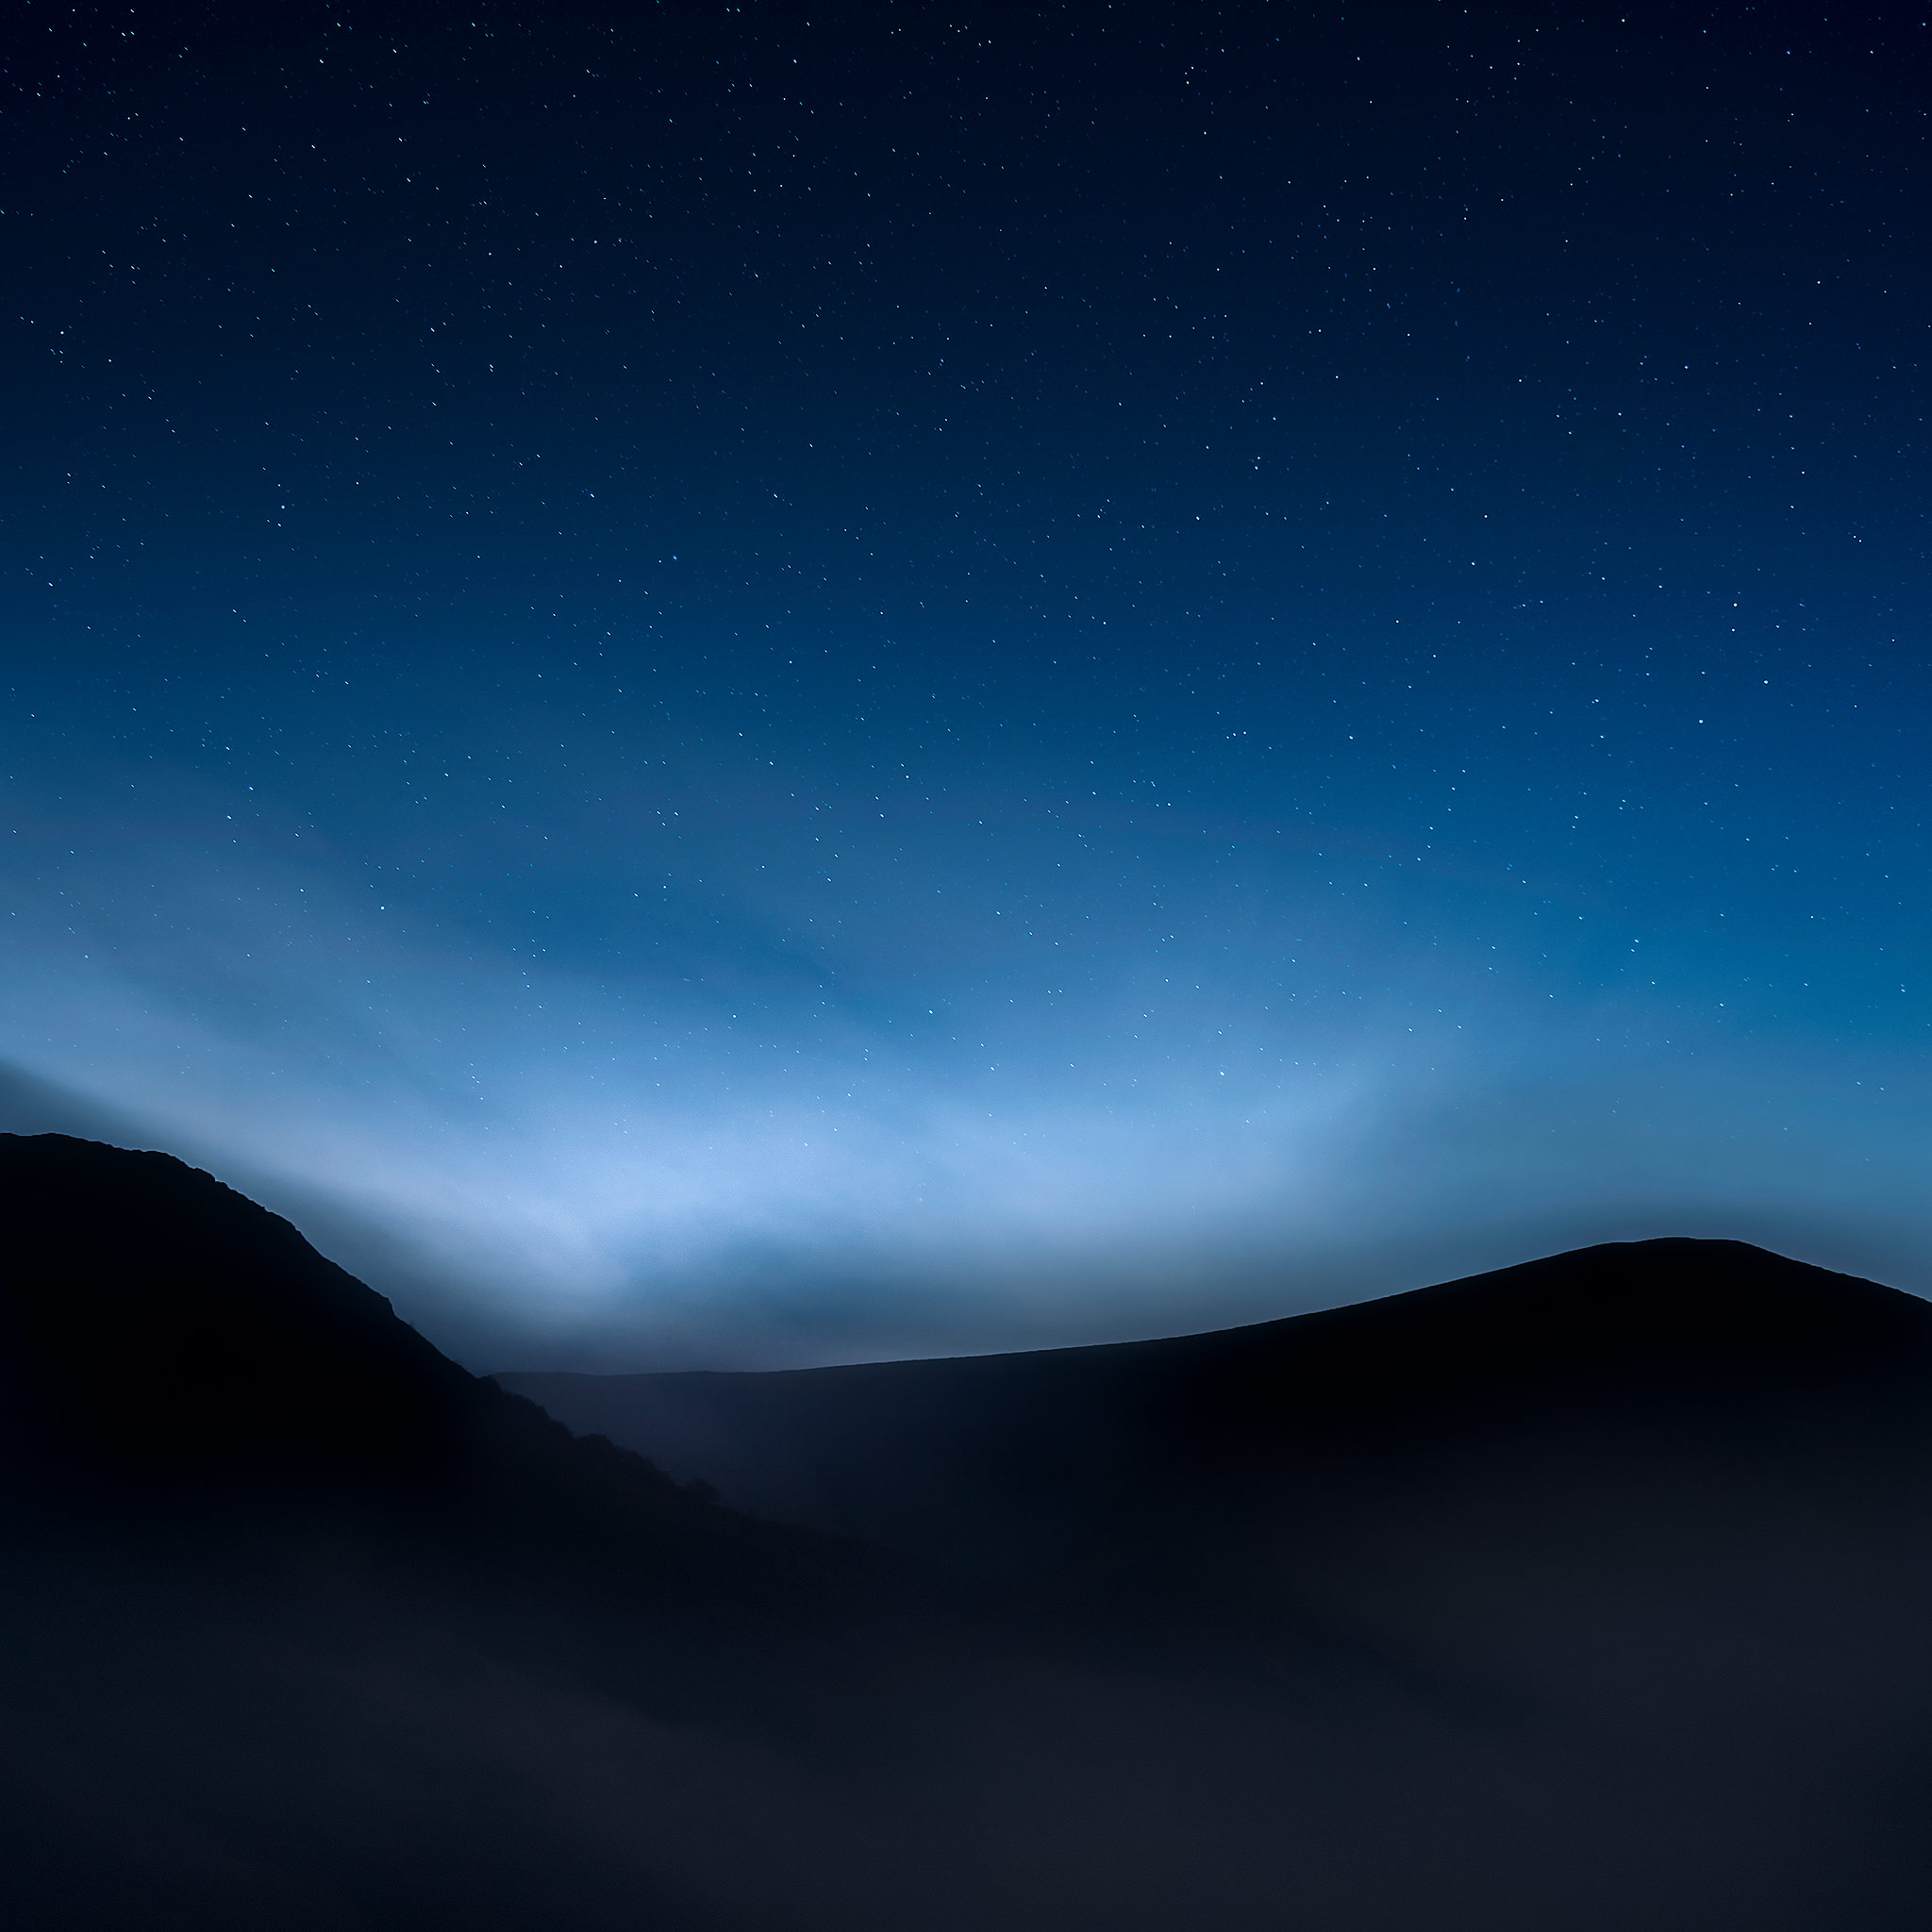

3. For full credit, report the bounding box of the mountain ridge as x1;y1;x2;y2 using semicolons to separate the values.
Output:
0;1132;934;1633
7;1131;1932;1931
499;1235;1932;1579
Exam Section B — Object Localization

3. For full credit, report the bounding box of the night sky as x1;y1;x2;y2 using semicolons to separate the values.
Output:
4;2;1927;1369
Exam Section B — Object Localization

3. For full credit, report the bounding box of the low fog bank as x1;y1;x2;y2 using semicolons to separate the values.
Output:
6;1526;1920;1932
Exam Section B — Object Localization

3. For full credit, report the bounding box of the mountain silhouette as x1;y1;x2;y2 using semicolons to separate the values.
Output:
502;1237;1932;1595
7;1132;1932;1931
0;1132;914;1620
3;1130;475;1487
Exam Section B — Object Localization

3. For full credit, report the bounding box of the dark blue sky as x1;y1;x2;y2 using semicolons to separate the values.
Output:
4;2;1928;1367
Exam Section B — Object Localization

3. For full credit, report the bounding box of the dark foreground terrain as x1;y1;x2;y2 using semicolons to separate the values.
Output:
7;1133;1932;1929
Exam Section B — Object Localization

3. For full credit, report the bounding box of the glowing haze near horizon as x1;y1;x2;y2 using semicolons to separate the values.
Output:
4;4;1928;1369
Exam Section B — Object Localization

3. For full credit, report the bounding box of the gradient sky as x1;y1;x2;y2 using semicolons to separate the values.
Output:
4;2;1928;1369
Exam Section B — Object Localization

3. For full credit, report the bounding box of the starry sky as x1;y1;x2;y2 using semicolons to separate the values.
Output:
4;2;1927;1369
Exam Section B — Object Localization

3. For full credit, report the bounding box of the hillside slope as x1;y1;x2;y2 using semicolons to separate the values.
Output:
7;1135;1932;1931
502;1237;1932;1590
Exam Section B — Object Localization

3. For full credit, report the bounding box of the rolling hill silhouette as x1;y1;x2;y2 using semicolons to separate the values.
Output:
7;1132;1932;1931
501;1238;1932;1603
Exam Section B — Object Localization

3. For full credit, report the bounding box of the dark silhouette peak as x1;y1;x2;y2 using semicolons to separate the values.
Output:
1;1131;469;1486
1218;1233;1932;1399
0;1132;918;1618
1388;1233;1920;1337
1;1130;437;1345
